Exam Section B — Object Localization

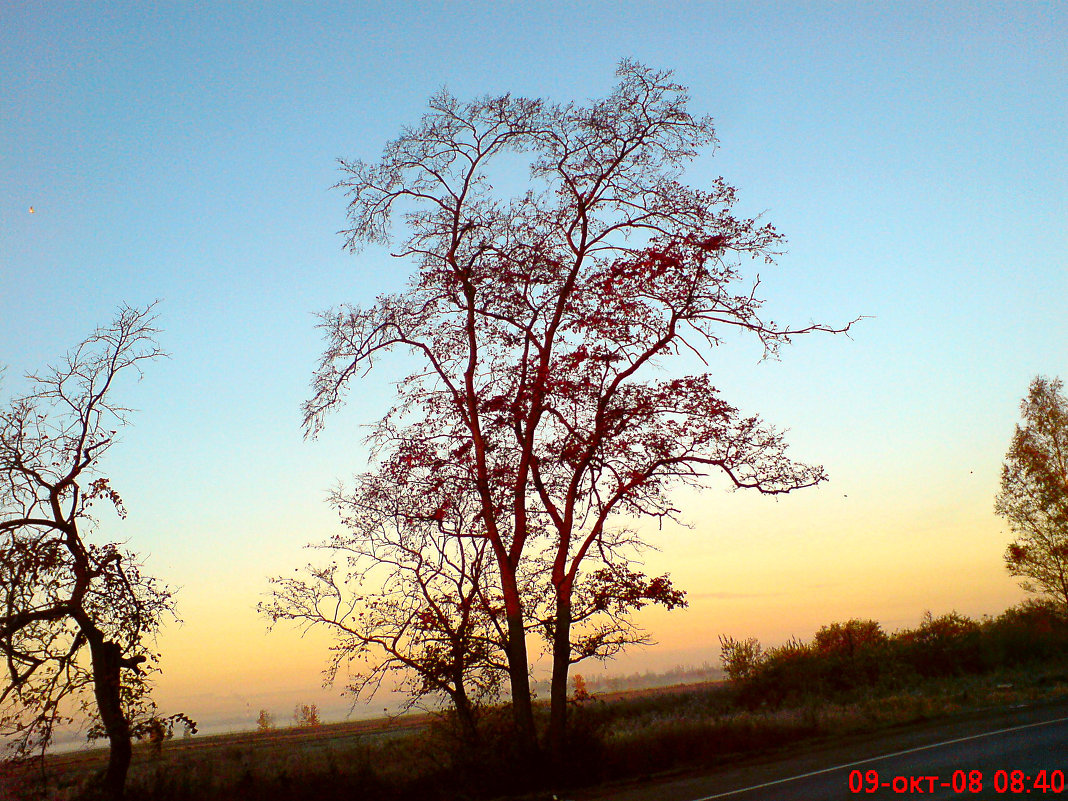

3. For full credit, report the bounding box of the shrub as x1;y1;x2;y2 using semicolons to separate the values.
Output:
897;611;983;676
719;635;764;682
739;637;825;707
984;600;1068;667
814;619;887;656
292;703;320;728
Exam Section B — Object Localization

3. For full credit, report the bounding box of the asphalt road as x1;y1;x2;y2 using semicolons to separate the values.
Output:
576;700;1068;801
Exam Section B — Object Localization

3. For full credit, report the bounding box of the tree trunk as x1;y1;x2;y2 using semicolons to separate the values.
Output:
499;568;538;758
451;678;480;746
89;638;132;800
548;585;573;766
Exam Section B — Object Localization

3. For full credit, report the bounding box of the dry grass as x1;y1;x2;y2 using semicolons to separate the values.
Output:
564;660;1068;783
4;713;431;801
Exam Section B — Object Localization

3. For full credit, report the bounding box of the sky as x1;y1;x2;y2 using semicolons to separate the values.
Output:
2;1;1066;736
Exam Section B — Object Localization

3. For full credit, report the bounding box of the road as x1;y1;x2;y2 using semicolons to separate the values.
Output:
575;700;1068;800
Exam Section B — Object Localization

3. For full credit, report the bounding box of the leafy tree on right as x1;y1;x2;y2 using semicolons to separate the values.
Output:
996;376;1068;614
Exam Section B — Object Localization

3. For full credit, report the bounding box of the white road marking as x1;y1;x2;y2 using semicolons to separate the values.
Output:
690;713;1068;800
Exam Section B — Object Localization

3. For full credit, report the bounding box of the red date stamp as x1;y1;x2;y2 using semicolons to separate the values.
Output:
848;769;1067;794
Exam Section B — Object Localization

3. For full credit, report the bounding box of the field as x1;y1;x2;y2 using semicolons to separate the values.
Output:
7;670;1068;801
3;713;432;801
8;603;1068;800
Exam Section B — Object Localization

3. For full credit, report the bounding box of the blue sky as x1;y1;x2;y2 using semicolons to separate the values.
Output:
2;1;1065;732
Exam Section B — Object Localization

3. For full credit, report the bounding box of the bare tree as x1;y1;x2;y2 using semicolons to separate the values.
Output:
0;305;189;799
305;60;854;758
997;376;1068;613
262;471;507;744
529;527;687;669
263;473;684;745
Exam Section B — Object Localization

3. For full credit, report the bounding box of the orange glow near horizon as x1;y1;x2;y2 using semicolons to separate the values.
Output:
143;472;1031;733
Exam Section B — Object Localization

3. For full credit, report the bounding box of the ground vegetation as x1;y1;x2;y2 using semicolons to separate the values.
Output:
13;603;1067;801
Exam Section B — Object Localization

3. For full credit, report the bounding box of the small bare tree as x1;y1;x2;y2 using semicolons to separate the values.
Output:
262;471;508;744
0;305;189;799
529;527;687;668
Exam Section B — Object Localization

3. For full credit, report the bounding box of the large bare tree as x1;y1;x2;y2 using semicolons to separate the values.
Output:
305;60;853;758
0;305;189;799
